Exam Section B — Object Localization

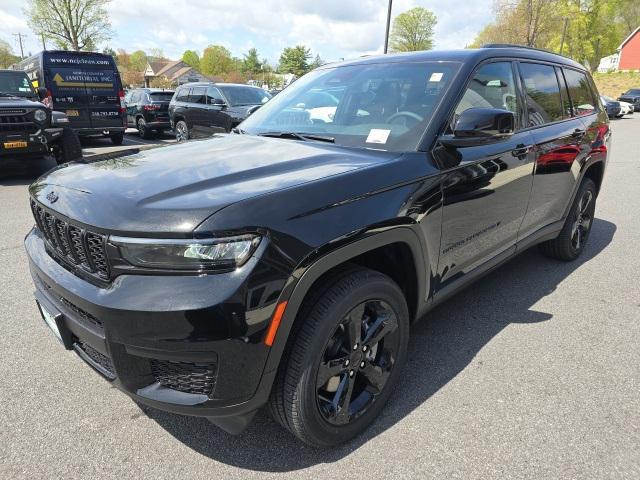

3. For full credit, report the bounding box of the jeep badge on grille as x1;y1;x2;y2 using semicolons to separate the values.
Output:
46;191;59;204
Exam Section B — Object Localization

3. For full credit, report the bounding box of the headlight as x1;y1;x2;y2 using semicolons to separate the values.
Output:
110;234;261;270
34;109;47;122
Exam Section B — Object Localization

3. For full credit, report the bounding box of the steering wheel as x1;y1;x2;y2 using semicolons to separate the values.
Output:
386;111;424;125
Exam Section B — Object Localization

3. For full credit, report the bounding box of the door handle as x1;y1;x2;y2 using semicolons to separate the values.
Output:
571;128;586;139
512;144;532;158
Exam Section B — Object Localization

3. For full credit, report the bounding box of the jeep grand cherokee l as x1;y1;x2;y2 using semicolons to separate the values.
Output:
25;46;609;447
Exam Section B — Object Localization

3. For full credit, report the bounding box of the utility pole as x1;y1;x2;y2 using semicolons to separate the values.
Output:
41;34;46;51
13;33;26;59
384;0;393;54
559;17;569;55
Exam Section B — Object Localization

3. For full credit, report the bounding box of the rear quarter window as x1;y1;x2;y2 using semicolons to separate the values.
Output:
563;68;596;116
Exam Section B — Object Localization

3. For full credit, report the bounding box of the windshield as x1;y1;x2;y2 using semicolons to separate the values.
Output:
150;92;174;102
241;61;460;151
0;72;36;97
624;89;640;95
218;86;272;106
601;95;614;103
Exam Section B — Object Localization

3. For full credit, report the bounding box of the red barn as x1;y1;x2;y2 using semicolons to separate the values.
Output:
618;26;640;71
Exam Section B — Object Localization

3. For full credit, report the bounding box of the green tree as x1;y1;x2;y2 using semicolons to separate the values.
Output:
0;40;20;68
24;0;112;51
311;54;324;69
102;47;116;58
181;50;200;69
389;7;437;52
129;50;147;71
242;48;262;76
201;45;233;77
278;45;311;76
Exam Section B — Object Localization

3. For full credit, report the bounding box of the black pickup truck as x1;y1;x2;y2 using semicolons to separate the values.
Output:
618;88;640;111
1;69;81;165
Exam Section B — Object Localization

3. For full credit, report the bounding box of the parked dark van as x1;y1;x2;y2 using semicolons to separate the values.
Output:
16;51;126;145
168;82;271;141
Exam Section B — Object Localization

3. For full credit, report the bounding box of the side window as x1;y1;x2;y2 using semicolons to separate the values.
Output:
519;63;564;126
455;62;520;127
130;91;141;104
206;86;223;104
188;86;207;104
563;68;596;116
176;87;190;102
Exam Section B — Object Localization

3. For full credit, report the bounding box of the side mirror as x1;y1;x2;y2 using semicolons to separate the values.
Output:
439;108;515;148
210;98;226;107
37;87;48;100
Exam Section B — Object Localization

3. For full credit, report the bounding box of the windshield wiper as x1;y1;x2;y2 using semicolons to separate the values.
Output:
258;131;335;143
0;92;19;97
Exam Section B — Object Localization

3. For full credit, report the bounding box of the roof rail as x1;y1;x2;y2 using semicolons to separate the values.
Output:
481;43;570;58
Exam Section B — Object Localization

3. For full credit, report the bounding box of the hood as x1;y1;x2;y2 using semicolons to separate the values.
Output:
31;134;398;235
0;96;43;109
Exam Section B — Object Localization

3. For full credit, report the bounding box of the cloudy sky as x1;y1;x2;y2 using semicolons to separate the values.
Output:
1;0;493;63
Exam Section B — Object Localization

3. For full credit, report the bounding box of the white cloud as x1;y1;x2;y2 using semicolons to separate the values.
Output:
1;0;493;62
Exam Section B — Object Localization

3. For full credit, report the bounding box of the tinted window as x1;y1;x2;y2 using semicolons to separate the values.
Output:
625;89;640;95
563;68;596;116
130;91;141;103
241;61;460;152
150;91;174;102
176;87;190;102
556;68;572;119
188;86;207;104
206;86;223;103
217;86;272;106
520;63;564;126
455;62;520;127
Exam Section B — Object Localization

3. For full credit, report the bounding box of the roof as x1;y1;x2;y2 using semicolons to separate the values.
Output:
619;26;640;50
169;66;192;80
329;47;586;71
176;81;265;89
146;61;168;75
155;60;183;77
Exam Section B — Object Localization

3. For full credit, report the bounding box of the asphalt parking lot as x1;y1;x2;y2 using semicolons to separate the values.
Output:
0;117;638;479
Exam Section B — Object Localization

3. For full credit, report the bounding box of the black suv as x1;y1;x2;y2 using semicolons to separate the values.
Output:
25;46;609;447
125;88;174;138
169;82;271;141
618;88;640;111
1;69;81;165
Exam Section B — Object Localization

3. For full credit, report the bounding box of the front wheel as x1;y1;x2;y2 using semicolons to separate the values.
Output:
53;127;82;164
540;178;597;261
175;120;189;142
109;132;124;145
268;267;409;447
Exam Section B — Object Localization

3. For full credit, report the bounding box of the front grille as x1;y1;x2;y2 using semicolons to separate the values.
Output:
151;360;217;397
75;341;116;379
31;199;110;281
0;112;38;133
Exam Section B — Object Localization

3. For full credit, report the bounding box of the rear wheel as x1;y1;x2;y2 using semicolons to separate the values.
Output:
109;132;124;145
137;117;152;139
540;178;597;261
175;120;189;142
268;268;409;447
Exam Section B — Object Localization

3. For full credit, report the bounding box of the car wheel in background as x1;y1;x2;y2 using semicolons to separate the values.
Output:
54;127;83;165
539;178;597;261
137;117;152;139
268;267;409;447
110;132;124;145
175;120;190;142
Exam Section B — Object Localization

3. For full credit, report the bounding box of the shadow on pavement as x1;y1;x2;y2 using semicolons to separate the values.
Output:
0;157;57;186
148;218;616;471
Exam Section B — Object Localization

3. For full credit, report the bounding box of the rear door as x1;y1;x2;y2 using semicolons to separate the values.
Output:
148;91;173;124
43;52;122;131
517;62;594;238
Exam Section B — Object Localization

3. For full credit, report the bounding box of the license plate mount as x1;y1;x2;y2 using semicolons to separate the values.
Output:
35;296;74;349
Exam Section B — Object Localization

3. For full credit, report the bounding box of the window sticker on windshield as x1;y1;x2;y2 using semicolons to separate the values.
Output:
429;72;444;82
366;129;391;144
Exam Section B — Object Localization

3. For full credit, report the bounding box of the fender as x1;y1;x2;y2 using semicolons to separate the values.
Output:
262;225;430;377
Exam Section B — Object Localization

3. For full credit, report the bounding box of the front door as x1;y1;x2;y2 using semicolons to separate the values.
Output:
435;61;535;291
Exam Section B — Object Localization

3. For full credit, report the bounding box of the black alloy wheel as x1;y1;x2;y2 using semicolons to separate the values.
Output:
268;267;409;447
571;189;594;251
316;300;400;426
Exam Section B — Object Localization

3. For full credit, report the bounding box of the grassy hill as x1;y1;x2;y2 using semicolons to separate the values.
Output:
594;72;640;98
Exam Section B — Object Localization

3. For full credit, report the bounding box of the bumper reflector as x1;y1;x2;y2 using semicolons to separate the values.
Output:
264;301;288;347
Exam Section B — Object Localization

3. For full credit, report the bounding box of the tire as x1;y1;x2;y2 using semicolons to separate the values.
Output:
110;132;124;145
175;120;189;142
137;117;152;139
54;127;82;165
539;178;597;261
268;267;410;447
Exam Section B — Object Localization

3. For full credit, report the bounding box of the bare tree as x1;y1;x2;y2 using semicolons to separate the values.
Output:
25;0;112;51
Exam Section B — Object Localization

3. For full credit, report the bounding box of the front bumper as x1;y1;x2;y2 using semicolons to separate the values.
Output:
0;129;60;158
25;227;280;420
